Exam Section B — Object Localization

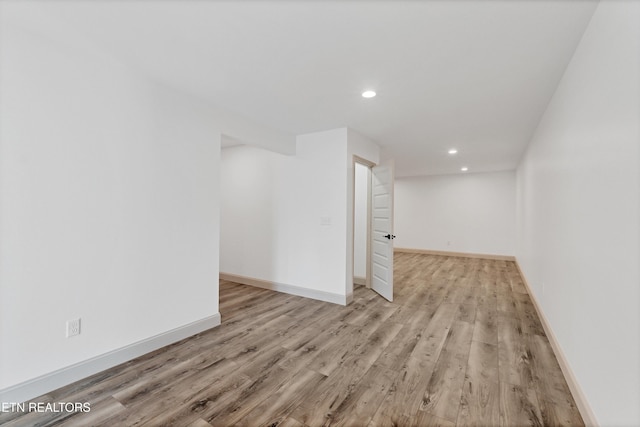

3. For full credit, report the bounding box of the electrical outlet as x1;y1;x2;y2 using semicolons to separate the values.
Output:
66;318;81;338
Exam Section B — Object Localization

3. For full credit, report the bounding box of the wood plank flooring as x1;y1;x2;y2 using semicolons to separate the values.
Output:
0;253;583;426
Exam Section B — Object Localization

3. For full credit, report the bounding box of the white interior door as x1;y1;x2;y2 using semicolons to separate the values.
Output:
370;161;394;301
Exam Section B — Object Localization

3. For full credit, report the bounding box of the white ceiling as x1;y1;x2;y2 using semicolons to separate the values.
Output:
37;0;597;177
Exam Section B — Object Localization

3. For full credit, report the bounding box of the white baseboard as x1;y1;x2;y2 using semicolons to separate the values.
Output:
514;260;599;427
353;276;366;286
0;313;221;404
220;273;349;306
394;247;515;261
345;292;353;305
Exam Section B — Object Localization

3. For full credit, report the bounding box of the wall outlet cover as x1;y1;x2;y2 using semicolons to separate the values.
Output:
66;318;81;338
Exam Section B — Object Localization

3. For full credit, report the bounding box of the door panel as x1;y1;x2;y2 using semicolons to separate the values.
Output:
370;161;394;301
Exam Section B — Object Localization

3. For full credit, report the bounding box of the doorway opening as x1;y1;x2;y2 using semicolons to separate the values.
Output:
353;160;372;289
352;156;395;302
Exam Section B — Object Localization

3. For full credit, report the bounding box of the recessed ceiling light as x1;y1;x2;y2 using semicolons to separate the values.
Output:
362;90;376;98
448;149;458;155
461;167;469;172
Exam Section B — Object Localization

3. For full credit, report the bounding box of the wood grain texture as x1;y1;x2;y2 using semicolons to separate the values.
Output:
418;321;474;421
369;355;436;425
457;341;500;426
457;378;500;427
499;382;543;427
0;254;583;427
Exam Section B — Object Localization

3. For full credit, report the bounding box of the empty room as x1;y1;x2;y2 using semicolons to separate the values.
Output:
0;1;638;426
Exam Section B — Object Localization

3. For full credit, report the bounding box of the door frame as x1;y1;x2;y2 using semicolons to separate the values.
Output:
352;155;375;290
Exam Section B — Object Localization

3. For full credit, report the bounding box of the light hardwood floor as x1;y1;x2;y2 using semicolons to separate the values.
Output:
0;253;583;426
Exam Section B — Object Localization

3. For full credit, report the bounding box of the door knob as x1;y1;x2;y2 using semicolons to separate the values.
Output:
384;234;396;240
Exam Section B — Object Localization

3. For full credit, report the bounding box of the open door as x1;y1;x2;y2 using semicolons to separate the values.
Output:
370;160;395;301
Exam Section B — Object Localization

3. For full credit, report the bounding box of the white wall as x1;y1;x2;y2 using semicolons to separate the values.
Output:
0;4;221;398
220;146;292;284
220;128;380;303
394;171;516;256
353;163;369;279
516;1;640;425
293;130;349;296
221;129;348;301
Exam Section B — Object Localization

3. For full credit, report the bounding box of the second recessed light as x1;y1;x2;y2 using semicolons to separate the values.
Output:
448;149;458;155
461;167;469;172
362;90;376;98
